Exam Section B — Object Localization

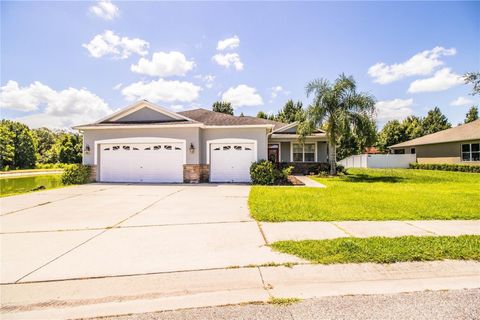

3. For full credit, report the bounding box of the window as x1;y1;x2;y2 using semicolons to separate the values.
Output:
304;144;315;162
394;149;405;154
292;143;315;162
293;144;303;162
462;143;480;161
410;148;416;154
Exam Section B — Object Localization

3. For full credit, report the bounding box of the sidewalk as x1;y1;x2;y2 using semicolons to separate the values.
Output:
1;260;479;319
260;220;480;243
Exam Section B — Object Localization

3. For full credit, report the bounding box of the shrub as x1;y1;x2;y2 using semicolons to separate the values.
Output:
250;160;293;185
61;164;91;185
278;162;330;175
409;162;480;173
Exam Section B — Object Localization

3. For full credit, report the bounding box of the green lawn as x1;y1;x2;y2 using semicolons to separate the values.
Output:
271;235;480;264
249;169;480;221
0;174;64;197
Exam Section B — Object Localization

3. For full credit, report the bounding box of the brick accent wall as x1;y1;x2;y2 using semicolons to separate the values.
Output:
183;164;210;183
88;165;97;182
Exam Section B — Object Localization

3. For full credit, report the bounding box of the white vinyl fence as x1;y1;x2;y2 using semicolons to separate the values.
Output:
338;154;416;169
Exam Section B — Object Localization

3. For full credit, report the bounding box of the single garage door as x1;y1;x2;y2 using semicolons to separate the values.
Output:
210;143;255;182
100;143;184;183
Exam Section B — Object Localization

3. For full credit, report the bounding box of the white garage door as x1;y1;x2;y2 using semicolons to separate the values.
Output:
100;143;184;183
210;143;255;182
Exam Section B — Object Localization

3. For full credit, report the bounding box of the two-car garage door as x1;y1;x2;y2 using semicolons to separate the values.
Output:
100;143;184;183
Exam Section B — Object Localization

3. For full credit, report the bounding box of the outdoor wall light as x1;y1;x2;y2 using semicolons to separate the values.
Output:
85;144;91;153
189;143;195;153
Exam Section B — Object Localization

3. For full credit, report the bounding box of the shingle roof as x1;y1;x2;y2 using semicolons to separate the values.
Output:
389;120;480;148
178;108;287;130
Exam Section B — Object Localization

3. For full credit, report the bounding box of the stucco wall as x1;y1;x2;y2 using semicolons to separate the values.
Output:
391;140;480;165
200;127;269;163
82;127;201;165
116;108;177;122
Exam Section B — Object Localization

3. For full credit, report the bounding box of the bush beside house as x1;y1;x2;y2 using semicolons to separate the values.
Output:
61;164;91;185
250;160;293;185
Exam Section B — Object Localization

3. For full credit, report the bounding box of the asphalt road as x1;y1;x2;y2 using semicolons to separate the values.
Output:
91;289;480;320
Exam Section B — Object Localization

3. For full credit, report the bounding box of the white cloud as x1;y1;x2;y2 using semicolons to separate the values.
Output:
122;79;202;103
212;53;243;71
368;46;456;84
1;80;54;111
113;83;122;90
217;35;240;51
194;74;215;88
83;30;149;59
89;0;119;20
375;98;414;122
1;80;112;128
269;85;289;103
450;96;475;106
408;68;463;93
221;85;263;108
131;51;195;77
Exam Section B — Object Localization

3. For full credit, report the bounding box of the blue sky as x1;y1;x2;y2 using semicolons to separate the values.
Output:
1;1;479;129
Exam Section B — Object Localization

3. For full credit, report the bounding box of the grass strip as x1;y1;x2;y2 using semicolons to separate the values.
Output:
271;235;480;264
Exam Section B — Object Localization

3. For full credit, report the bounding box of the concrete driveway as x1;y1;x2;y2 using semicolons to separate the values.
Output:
0;184;299;284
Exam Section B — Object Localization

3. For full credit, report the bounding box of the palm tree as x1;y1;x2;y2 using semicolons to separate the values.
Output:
300;74;376;175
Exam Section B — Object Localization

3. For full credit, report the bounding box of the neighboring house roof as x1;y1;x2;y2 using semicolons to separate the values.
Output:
364;147;381;154
389;120;480;148
178;108;286;130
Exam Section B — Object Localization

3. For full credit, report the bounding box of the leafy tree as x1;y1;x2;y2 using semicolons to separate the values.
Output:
33;127;57;163
299;74;376;174
422;107;451;135
58;133;83;164
276;100;303;123
212;101;234;115
239;112;245;117
464;106;479;123
256;111;275;120
376;120;407;152
336;118;377;160
0;120;37;168
0;122;15;169
402;115;424;140
464;72;480;95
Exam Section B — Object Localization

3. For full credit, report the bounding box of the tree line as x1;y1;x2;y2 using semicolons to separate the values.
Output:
0;120;82;170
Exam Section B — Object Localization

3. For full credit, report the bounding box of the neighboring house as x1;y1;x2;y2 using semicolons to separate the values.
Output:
364;146;382;154
389;119;480;165
73;100;328;183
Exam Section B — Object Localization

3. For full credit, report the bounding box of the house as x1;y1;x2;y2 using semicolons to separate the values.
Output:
73;100;329;183
389;119;480;165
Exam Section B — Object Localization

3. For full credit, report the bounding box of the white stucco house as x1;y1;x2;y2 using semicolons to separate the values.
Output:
74;100;329;183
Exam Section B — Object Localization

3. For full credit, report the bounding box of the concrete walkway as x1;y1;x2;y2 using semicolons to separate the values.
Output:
260;220;480;242
1;260;478;319
292;175;326;188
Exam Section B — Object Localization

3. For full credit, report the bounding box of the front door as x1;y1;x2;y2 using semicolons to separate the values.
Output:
268;144;280;162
